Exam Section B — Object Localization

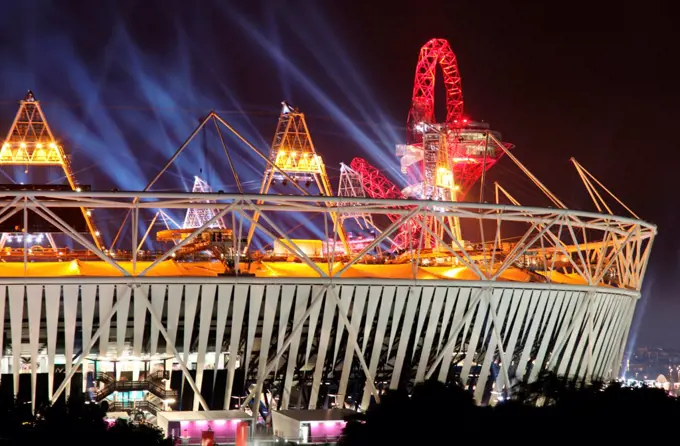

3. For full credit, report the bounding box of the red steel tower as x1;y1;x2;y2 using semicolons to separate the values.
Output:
397;38;509;244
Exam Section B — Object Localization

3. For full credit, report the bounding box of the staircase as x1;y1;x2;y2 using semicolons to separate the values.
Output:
91;371;177;402
106;399;164;416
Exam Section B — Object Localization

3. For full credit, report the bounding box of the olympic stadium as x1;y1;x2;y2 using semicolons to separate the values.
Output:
0;37;655;429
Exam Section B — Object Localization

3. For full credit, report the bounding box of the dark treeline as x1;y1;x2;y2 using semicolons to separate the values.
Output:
0;393;170;446
341;373;675;444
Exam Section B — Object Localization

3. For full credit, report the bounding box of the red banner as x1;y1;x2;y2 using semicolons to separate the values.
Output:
201;430;214;446
236;421;248;446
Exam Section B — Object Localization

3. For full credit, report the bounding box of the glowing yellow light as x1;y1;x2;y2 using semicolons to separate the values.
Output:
291;151;297;157
19;142;26;149
49;142;57;149
1;143;8;150
95;231;100;236
76;187;82;192
279;150;286;156
86;210;92;217
36;143;43;149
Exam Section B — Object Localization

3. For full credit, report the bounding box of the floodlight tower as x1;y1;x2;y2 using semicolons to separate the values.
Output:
246;102;349;253
183;176;226;229
0;91;102;249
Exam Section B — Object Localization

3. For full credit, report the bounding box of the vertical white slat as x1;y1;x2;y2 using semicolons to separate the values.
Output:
543;291;576;372
332;285;354;367
518;290;540;342
193;284;216;411
62;284;79;397
225;284;247;410
304;285;324;366
244;284;265;376
438;287;472;382
165;284;183;355
182;284;200;364
148;285;166;356
390;286;421;389
607;297;636;379
386;286;407;363
282;285;310;409
436;287;457;354
597;296;630;378
26;285;42;412
80;285;97;361
116;285;131;357
361;286;382;353
474;329;498;403
592;297;622;378
44;285;59;399
132;286;147;357
529;291;566;382
476;289;510;403
460;294;488;386
212;284;232;393
309;292;336;409
97;285;115;357
337;286;368;406
258;285;280;380
8;285;24;398
556;293;588;376
500;289;528;376
568;293;607;378
553;292;580;367
415;287;445;382
336;285;368;402
411;287;431;360
495;289;522;393
611;295;637;378
275;285;295;374
360;286;395;409
576;293;614;378
515;290;548;379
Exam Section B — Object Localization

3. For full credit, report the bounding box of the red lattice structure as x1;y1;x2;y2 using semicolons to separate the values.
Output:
350;157;404;200
349;38;510;250
401;38;508;200
407;38;464;143
350;157;420;249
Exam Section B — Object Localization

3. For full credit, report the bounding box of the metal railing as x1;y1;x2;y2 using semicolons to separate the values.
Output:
106;399;163;415
91;378;178;401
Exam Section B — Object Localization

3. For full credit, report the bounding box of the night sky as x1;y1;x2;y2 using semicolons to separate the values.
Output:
0;1;677;348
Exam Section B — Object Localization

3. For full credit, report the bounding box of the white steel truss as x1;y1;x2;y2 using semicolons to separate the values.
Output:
337;162;375;230
0;190;655;411
183;176;226;229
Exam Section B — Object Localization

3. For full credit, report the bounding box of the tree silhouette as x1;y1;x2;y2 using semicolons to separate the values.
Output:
340;374;680;444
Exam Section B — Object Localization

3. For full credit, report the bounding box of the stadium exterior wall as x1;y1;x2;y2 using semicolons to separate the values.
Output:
0;276;638;408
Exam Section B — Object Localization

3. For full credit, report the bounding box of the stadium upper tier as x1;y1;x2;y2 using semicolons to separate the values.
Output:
0;260;627;288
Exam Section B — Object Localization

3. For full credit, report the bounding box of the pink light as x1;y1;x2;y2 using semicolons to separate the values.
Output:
180;421;189;426
214;420;226;425
196;420;207;426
